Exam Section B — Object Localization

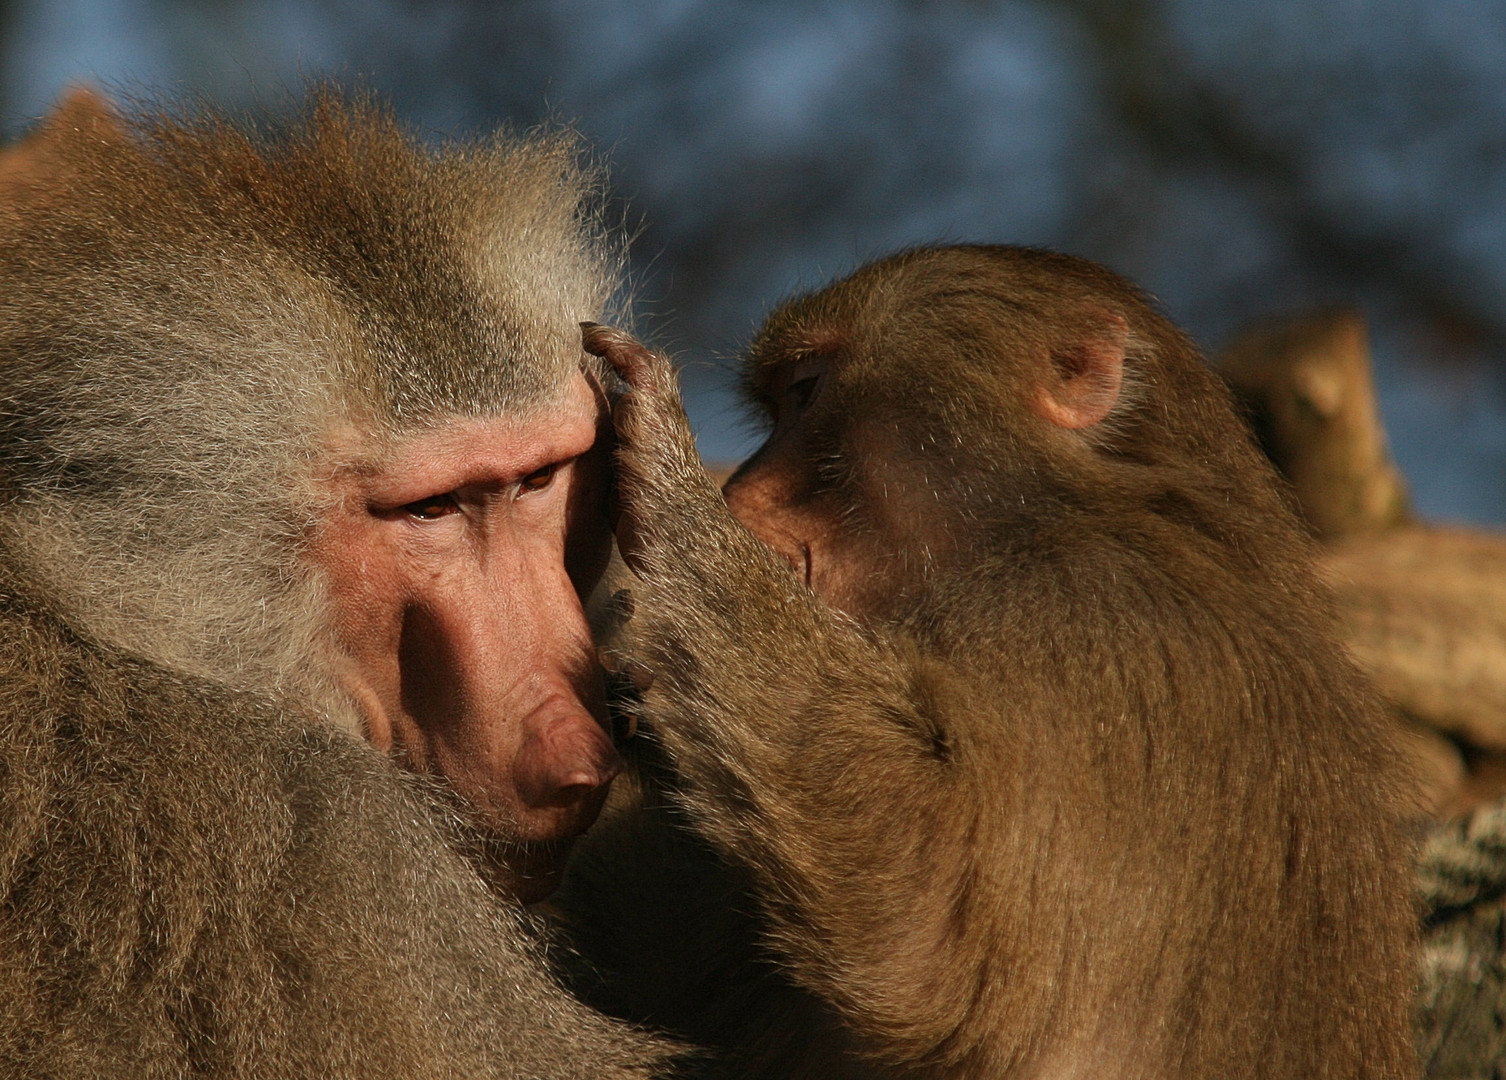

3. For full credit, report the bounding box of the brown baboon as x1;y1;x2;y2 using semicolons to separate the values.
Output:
567;246;1420;1079
0;90;677;1075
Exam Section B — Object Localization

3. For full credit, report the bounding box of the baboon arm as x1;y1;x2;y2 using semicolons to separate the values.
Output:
588;326;985;1058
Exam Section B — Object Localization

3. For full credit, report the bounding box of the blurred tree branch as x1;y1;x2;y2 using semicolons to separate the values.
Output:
1055;0;1506;355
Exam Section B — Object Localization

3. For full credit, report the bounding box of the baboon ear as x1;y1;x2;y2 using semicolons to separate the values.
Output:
0;85;122;195
1030;313;1128;430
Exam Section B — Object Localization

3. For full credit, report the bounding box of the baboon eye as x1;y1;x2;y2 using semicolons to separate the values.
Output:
766;359;827;431
786;376;820;411
518;463;558;494
403;493;460;520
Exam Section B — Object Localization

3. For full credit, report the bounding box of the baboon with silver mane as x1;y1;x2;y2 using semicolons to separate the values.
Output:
0;89;676;1077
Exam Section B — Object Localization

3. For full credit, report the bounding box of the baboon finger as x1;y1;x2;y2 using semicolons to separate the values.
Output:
581;323;664;394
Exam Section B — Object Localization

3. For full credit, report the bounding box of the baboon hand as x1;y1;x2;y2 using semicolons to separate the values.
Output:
581;323;726;574
582;322;673;399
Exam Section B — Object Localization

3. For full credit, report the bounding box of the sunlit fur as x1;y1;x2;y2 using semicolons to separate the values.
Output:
0;88;622;734
563;249;1418;1080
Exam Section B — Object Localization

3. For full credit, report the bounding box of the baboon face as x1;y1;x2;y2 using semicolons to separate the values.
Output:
720;354;914;620
311;374;618;900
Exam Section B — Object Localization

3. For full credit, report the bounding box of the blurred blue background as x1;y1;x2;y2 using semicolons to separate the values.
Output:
3;0;1505;522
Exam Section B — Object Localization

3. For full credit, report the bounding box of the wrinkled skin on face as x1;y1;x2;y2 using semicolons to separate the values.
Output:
311;374;618;902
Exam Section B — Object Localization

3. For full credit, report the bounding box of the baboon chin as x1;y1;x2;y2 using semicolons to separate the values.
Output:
559;247;1418;1079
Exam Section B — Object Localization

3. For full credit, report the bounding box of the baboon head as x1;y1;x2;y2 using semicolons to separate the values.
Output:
723;245;1288;625
0;88;624;899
